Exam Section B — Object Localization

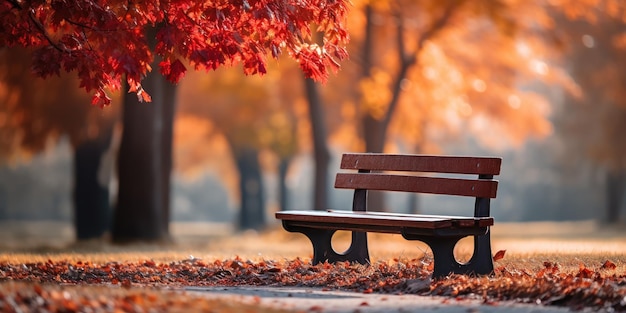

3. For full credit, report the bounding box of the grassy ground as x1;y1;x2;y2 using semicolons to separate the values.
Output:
1;220;625;268
0;221;625;297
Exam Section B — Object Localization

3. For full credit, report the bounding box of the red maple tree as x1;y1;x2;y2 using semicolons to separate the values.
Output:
0;0;350;107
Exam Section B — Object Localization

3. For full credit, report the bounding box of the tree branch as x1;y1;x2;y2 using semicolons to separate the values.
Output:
28;11;71;53
8;0;71;53
6;0;21;10
360;4;374;78
415;3;457;56
383;2;459;131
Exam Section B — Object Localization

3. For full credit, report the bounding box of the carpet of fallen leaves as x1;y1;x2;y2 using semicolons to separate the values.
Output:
0;280;287;313
0;256;624;312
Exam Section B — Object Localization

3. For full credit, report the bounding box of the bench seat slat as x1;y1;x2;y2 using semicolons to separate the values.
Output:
276;210;493;230
283;221;415;235
335;173;498;198
325;210;494;227
276;211;451;229
341;153;501;175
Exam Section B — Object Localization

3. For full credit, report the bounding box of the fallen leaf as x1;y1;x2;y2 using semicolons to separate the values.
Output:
493;250;506;262
600;260;617;270
577;264;594;279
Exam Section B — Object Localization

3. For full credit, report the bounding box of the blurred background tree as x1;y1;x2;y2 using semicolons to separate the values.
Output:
305;0;565;211
177;64;302;230
547;1;626;224
0;48;119;240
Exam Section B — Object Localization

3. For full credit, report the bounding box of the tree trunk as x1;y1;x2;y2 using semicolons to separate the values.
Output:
362;114;387;211
112;27;177;243
357;4;455;213
359;4;386;212
408;193;420;214
73;126;114;240
235;148;266;230
277;157;291;211
159;74;176;235
605;168;625;224
304;77;331;211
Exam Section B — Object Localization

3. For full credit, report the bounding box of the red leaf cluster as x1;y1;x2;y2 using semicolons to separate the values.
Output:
1;0;350;106
0;257;624;311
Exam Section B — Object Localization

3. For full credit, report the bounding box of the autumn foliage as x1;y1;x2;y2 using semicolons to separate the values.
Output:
0;256;624;311
0;0;350;106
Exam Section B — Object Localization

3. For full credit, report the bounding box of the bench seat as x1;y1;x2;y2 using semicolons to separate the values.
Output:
277;210;493;235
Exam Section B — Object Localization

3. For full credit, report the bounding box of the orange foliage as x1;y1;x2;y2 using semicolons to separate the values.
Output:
317;0;623;153
175;60;307;175
171;0;626;175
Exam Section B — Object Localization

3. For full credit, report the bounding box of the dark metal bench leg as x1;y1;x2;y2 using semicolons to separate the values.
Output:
282;222;370;265
421;236;465;278
466;231;494;275
403;232;494;279
342;231;370;265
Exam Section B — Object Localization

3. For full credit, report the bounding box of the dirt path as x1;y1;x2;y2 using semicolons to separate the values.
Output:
188;286;573;313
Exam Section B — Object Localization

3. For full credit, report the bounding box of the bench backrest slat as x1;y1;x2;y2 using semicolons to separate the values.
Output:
340;153;501;175
335;173;498;198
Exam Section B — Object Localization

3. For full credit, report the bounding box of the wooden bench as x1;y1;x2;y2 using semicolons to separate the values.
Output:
275;153;502;278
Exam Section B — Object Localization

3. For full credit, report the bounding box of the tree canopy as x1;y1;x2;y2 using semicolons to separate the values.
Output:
1;0;350;106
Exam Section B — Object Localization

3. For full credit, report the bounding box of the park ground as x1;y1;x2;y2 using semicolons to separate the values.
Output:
0;220;624;312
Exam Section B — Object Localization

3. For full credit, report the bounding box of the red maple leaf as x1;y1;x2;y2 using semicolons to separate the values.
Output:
576;264;595;279
160;59;187;83
600;260;617;270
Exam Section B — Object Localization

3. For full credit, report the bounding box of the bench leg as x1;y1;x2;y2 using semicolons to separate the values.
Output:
282;222;370;265
403;231;494;279
467;231;494;275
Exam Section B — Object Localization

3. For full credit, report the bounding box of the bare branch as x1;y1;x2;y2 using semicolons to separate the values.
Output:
383;2;460;131
413;2;458;65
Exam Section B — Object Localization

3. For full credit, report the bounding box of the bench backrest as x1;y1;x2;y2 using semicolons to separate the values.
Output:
336;153;502;216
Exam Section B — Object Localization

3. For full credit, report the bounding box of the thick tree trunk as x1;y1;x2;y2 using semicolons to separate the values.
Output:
235;148;266;230
605;168;625;224
112;76;176;243
112;28;177;243
159;76;176;235
73;127;114;240
304;77;331;211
